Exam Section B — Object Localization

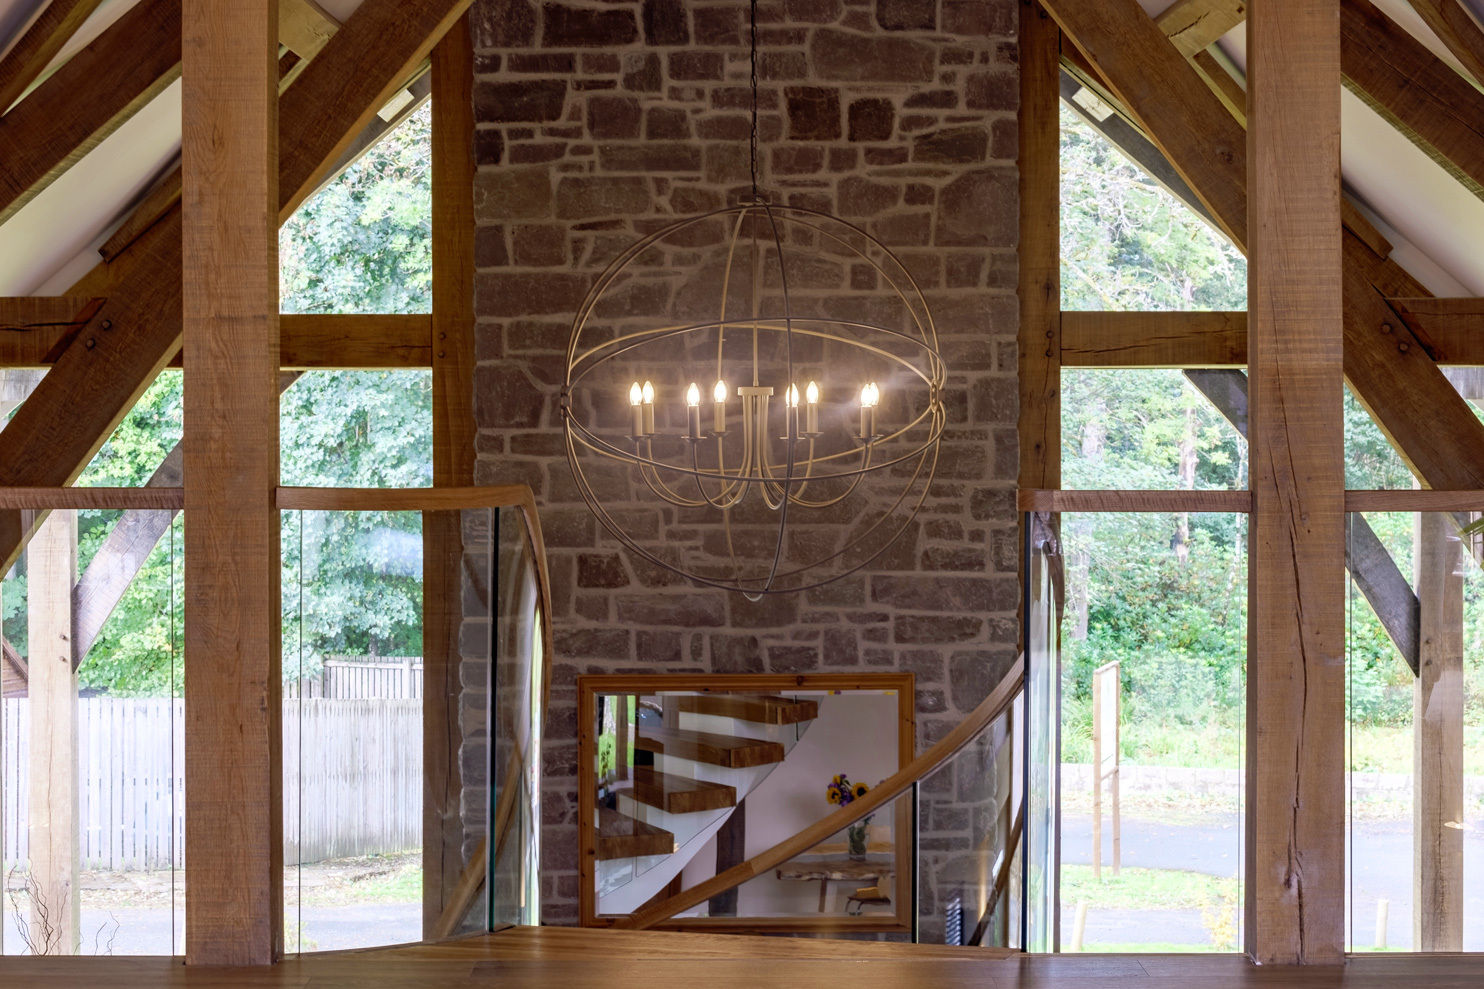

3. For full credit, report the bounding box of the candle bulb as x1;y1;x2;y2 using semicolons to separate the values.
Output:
805;380;819;434
786;383;800;439
629;381;643;438
686;382;702;440
713;379;728;434
859;381;879;439
641;379;655;435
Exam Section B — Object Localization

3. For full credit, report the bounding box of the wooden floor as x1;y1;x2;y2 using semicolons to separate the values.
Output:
0;928;1481;986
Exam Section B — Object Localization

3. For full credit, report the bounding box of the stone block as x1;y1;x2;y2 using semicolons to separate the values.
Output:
555;175;652;218
894;614;983;643
586;95;641;139
913;125;988;163
965;69;1017;112
811;29;935;82
472;0;537;47
622;52;662;92
693;5;743;44
598;142;704;173
936;167;1016;247
475;79;567;123
510;224;568;266
542;3;639;47
710;633;765;673
837;175;900;216
847;97;894;142
642;0;689;45
646;106;690;140
785;86;841;140
577;552;629;588
615;593;727;627
669;50;725;81
875;0;934;30
767;644;820;672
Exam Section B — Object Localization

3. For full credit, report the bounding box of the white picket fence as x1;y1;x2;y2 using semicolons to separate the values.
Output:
285;657;424;699
2;696;421;871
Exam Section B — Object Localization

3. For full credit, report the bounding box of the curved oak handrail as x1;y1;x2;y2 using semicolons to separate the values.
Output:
616;654;1026;930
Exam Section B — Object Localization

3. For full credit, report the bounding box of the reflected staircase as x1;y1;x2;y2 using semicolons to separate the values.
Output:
595;694;818;916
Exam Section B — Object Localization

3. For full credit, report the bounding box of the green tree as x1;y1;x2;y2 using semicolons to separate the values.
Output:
29;108;437;697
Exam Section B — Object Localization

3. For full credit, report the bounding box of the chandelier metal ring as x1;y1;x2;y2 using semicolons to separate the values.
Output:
561;200;947;596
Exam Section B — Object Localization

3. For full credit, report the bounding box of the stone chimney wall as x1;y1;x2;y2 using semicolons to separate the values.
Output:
469;0;1021;932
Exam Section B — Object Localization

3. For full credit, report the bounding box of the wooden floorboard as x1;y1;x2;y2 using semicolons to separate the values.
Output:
0;931;1482;985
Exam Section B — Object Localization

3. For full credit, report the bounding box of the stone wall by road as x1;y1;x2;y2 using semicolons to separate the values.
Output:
468;0;1021;933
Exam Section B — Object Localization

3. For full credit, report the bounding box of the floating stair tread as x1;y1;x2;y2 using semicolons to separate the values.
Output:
628;767;737;814
676;693;820;725
633;726;786;768
597;807;674;862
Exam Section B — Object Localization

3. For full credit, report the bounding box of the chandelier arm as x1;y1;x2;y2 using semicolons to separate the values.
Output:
563;198;952;594
568;408;942;485
689;438;748;511
784;441;873;509
679;444;935;593
637;454;712;509
569;317;940;399
755;444;937;584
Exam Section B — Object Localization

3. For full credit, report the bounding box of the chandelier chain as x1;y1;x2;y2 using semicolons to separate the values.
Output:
749;0;760;201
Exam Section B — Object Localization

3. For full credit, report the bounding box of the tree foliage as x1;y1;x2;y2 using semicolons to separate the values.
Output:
1055;106;1459;738
4;109;436;696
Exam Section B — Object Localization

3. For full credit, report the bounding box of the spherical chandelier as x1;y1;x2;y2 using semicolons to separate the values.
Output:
560;2;946;597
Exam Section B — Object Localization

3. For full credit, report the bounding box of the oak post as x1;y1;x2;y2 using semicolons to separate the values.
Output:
1245;0;1345;964
1413;511;1464;950
26;510;79;954
182;0;283;964
424;14;478;938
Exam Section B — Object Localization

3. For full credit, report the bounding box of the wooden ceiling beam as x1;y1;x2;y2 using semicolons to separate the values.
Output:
0;211;182;573
0;0;106;115
1064;300;1484;368
278;0;472;221
1387;297;1484;361
279;0;339;60
1342;0;1484;201
0;310;431;369
98;163;181;264
0;0;180;227
1045;0;1484;493
1061;310;1245;367
1045;0;1249;248
1154;0;1248;57
1407;0;1484;88
0;0;473;571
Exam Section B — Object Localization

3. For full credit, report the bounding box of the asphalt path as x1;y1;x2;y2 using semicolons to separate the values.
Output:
1062;813;1484;951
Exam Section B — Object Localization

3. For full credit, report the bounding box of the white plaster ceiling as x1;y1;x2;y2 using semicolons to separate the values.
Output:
0;0;372;297
1133;0;1484;297
2;0;1484;302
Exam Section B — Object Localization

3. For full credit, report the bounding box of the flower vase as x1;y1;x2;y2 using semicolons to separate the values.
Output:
847;823;868;860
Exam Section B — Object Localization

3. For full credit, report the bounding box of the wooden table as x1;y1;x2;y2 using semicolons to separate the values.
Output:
775;855;893;913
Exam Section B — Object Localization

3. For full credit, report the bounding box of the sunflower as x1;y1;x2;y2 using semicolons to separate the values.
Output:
853;782;870;799
827;788;841;804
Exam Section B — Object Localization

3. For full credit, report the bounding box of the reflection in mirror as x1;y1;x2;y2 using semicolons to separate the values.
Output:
579;676;913;934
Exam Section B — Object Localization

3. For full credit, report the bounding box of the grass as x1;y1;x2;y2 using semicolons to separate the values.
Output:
1062;865;1241;952
1063;706;1484;778
1062;865;1237;912
1075;942;1216;953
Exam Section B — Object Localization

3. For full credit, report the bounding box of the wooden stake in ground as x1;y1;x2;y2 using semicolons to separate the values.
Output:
26;510;79;955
